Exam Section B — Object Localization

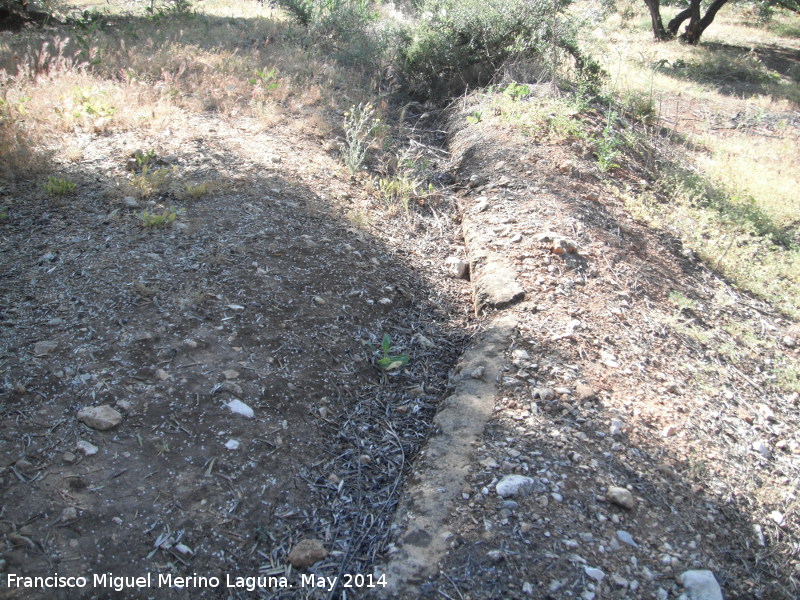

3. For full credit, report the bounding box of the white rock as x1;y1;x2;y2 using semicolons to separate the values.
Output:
224;439;240;450
610;419;624;436
607;486;636;510
34;340;58;357
584;566;605;581
226;399;254;418
752;440;771;460
77;405;122;431
496;475;543;498
680;570;723;600
76;440;99;456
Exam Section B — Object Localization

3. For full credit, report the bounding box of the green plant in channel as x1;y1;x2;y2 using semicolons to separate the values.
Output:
139;207;181;227
370;333;410;371
43;176;77;196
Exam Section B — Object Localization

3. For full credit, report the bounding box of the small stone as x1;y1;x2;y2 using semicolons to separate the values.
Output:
471;366;486;380
226;304;245;311
611;574;628;588
480;458;499;469
783;335;797;348
222;369;239;380
522;582;534;594
680;570;723;600
662;425;678;437
288;539;328;569
616;530;638;548
474;197;489;212
533;388;554;402
155;369;169;381
174;543;193;555
752;440;771;460
63;452;77;464
575;384;596;401
59;506;79;523
358;454;372;464
76;440;99;455
551;237;578;254
122;196;139;208
487;549;503;562
610;419;624;436
226;399;254;418
34;340;58;357
512;348;530;361
77;405;122;431
313;296;326;305
607;486;636;510
224;439;240;450
496;475;544;498
584;566;605;581
445;256;469;279
116;400;132;412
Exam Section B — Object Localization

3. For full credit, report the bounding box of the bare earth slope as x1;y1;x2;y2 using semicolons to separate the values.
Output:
0;109;471;599
389;101;800;600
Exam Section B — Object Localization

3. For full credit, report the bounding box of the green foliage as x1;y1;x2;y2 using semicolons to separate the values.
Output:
374;333;410;371
592;111;623;172
184;181;210;199
248;67;280;91
145;0;193;21
465;111;483;124
274;0;384;66
130;164;174;198
138;207;181;227
341;102;379;173
134;149;158;170
73;87;116;119
399;0;576;98
503;82;532;100
43;176;77;195
0;207;8;221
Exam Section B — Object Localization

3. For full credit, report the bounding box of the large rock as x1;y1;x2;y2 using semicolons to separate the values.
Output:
680;570;723;600
77;405;122;431
288;539;328;569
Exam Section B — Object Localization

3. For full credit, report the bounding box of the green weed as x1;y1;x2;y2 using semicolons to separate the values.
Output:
370;333;410;371
341;102;379;173
138;207;182;227
43;176;77;196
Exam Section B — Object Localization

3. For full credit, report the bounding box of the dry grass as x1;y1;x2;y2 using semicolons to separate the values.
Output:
0;0;380;179
575;2;800;317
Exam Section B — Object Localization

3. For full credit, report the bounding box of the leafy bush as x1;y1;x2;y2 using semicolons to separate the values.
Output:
273;0;385;66
399;0;579;98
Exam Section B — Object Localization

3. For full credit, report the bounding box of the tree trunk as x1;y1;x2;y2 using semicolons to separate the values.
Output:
679;0;730;44
667;8;692;36
642;0;673;41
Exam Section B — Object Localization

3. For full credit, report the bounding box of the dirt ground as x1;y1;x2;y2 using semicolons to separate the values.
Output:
0;107;472;599
401;98;800;600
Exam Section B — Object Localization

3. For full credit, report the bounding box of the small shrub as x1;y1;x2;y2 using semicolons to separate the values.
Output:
399;0;579;98
43;176;77;195
138;207;181;227
341;102;379;173
184;181;210;199
129;165;174;198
